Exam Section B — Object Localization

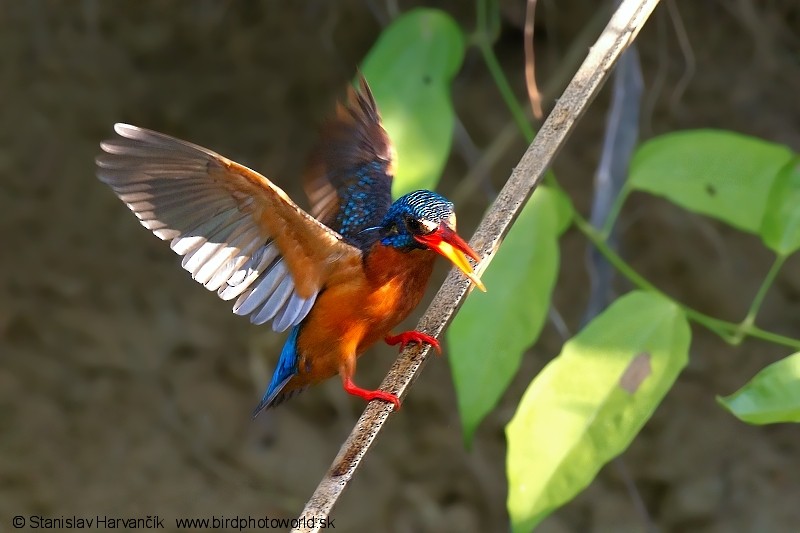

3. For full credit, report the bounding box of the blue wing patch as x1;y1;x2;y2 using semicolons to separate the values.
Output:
252;325;303;418
303;76;394;249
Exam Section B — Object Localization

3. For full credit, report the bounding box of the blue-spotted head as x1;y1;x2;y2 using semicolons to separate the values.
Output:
379;190;486;291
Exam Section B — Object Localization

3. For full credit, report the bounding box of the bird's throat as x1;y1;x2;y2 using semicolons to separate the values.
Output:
364;242;437;292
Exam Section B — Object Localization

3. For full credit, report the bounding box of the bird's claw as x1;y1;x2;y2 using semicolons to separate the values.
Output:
343;377;401;411
384;331;442;355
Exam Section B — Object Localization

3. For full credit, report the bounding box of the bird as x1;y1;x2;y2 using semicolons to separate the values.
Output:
96;76;485;417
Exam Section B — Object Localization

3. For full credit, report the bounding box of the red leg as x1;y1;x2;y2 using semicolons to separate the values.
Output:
342;376;401;411
384;331;442;355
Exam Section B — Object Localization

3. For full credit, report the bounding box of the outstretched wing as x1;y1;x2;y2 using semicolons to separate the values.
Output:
97;124;361;331
303;76;394;246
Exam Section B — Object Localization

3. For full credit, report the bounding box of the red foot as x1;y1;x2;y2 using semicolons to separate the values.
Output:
343;376;401;411
385;331;442;355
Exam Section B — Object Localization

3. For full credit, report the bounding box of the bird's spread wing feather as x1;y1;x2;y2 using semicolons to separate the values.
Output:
304;76;394;245
97;123;361;331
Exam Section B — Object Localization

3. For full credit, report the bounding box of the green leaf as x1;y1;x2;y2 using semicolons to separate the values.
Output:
361;8;465;196
629;130;794;234
760;157;800;255
506;291;690;533
448;186;572;447
717;352;800;424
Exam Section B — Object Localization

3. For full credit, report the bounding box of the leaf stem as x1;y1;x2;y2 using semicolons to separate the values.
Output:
601;182;632;238
732;322;800;349
473;0;536;143
733;252;788;342
573;215;800;350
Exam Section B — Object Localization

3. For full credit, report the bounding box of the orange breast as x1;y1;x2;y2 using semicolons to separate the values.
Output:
289;244;437;388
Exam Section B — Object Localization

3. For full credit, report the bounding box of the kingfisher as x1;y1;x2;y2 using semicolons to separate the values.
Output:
97;76;485;417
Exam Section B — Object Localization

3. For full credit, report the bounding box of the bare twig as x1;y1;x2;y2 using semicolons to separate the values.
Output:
293;1;661;530
665;0;695;111
524;0;544;119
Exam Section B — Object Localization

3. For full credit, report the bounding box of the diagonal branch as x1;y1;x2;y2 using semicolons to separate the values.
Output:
293;0;661;530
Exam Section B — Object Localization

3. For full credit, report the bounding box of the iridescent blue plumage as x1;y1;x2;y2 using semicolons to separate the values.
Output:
380;190;455;250
332;160;392;247
304;77;393;250
253;324;303;416
302;81;458;254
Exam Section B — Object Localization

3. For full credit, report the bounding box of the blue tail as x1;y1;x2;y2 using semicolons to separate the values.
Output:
252;325;301;418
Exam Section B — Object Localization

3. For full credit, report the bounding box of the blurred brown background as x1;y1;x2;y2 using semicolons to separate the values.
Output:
2;1;799;531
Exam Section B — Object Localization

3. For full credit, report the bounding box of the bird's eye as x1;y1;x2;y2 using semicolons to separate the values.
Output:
404;217;422;233
405;216;438;235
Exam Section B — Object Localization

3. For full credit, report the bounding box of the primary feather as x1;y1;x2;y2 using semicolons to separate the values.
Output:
97;123;360;332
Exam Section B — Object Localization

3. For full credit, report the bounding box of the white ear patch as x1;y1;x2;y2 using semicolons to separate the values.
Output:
447;213;457;230
420;218;439;234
